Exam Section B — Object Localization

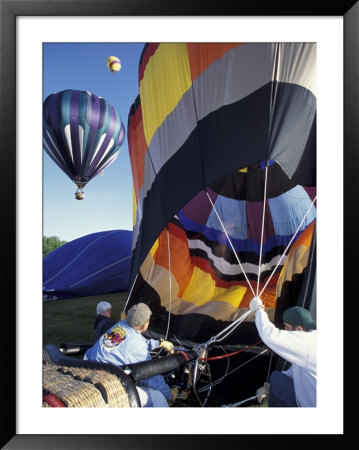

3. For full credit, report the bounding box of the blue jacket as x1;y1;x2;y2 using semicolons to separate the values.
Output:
84;319;171;400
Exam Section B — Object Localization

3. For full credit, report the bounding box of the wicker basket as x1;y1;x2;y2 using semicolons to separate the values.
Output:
43;348;131;408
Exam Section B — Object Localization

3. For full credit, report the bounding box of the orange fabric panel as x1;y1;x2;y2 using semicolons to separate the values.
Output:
239;278;278;308
153;225;194;298
186;43;244;81
291;220;315;250
191;255;243;289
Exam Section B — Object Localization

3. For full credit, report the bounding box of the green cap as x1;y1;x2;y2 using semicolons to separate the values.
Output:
283;306;316;330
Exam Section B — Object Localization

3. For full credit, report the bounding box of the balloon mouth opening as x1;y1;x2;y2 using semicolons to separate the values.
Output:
73;176;88;189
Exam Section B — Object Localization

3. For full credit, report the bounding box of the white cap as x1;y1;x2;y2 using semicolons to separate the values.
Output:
96;301;112;315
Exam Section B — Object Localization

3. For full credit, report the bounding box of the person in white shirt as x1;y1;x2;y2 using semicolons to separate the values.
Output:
249;297;316;407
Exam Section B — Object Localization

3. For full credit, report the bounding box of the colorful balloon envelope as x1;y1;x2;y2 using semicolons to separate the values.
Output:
107;56;121;74
43;89;125;199
127;43;317;345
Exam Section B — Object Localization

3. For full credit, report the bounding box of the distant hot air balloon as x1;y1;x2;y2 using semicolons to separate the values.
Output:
107;56;121;74
43;89;125;200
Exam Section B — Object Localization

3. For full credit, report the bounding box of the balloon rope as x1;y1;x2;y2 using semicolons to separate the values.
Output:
259;195;317;298
122;272;139;314
197;309;252;351
205;190;256;297
165;227;172;340
208;310;252;344
256;165;269;296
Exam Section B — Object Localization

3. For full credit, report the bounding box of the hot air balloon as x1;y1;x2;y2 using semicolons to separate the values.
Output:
43;230;132;300
107;56;121;74
43;89;125;199
125;43;317;404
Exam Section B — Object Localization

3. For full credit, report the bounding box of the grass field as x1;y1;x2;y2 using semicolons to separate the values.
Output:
43;291;128;347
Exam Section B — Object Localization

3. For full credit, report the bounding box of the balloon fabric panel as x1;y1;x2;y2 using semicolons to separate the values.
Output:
139;43;192;147
128;97;147;202
186;43;244;81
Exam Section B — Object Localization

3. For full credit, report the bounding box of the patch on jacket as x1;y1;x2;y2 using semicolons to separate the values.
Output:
102;325;126;348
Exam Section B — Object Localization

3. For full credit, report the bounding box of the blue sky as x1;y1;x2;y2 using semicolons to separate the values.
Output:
43;42;144;242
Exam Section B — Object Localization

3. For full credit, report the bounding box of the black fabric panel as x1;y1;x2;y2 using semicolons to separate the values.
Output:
274;272;306;328
291;113;317;186
199;84;271;185
152;311;261;345
209;162;299;201
126;273;167;327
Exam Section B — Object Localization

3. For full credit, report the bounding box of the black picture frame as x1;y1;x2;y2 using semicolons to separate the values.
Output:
1;1;357;448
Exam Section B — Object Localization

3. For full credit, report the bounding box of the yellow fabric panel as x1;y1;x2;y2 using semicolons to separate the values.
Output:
276;221;314;297
276;244;309;297
149;238;159;258
140;251;181;310
139;43;192;146
239;167;248;173
182;266;247;308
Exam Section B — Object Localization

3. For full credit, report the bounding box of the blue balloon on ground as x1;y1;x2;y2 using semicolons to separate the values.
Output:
43;230;132;300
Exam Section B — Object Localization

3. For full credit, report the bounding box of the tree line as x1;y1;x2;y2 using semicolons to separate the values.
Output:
43;236;67;258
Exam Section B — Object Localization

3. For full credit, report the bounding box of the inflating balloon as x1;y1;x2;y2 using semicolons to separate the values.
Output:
127;43;317;345
107;56;121;74
43;89;125;200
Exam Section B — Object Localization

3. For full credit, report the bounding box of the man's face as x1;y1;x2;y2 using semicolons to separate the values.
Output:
141;320;150;333
283;322;296;331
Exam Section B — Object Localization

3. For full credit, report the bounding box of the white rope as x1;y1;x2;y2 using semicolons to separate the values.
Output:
122;272;139;314
205;191;256;297
222;395;258;407
214;310;252;343
256;164;268;296
259;195;317;298
200;309;252;348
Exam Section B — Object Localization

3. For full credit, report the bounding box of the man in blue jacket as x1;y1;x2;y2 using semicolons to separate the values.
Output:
84;302;175;407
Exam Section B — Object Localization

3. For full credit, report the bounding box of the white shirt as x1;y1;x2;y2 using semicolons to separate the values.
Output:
254;309;316;407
